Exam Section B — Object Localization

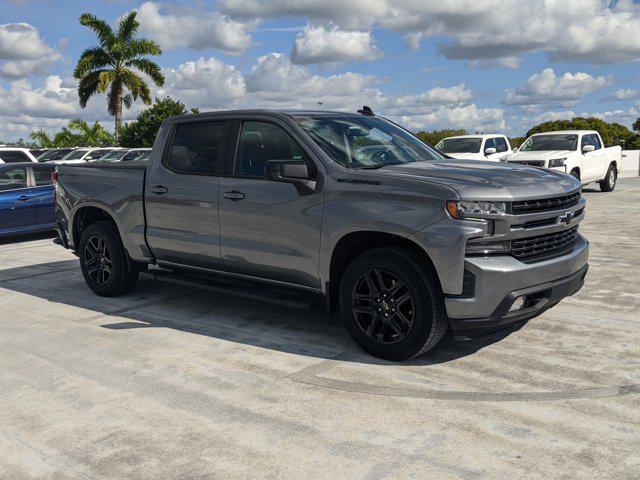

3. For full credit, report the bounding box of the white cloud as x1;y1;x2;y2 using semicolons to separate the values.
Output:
603;88;640;101
0;23;61;77
221;0;640;66
397;104;506;133
503;68;610;106
291;25;382;64
135;1;256;54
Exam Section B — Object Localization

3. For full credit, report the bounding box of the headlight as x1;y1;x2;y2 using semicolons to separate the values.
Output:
446;200;507;218
548;158;566;168
466;241;511;255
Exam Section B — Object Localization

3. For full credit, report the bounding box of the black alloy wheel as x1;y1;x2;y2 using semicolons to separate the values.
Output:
84;234;113;286
352;268;415;344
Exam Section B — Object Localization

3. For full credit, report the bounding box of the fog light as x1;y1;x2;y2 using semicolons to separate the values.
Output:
509;296;526;312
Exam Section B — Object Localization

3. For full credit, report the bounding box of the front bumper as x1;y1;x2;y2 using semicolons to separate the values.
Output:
445;234;589;337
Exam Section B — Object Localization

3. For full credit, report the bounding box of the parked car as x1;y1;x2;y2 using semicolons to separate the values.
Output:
30;148;48;158
505;130;622;191
0;163;56;237
54;109;588;360
133;150;151;161
36;148;75;162
435;134;512;161
120;148;152;161
98;149;130;162
52;147;116;164
0;147;38;163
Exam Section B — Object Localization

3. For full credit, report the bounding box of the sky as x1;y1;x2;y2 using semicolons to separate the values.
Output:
2;0;640;142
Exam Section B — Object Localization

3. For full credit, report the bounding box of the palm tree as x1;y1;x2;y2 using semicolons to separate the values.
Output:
74;11;165;144
29;129;55;148
67;119;114;146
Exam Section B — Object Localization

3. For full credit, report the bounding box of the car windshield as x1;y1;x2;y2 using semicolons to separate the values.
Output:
435;137;482;153
100;150;129;161
36;150;57;161
61;149;88;160
132;150;151;161
520;134;578;151
293;115;444;168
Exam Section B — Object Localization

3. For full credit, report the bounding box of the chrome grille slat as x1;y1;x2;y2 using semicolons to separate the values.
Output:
512;191;581;214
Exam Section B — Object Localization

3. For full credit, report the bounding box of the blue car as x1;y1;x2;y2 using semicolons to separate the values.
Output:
0;163;56;237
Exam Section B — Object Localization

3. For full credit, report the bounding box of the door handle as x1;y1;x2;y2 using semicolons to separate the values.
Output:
150;185;168;195
18;195;30;202
223;191;245;201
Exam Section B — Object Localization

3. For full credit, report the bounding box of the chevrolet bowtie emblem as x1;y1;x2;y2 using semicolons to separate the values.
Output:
559;211;573;226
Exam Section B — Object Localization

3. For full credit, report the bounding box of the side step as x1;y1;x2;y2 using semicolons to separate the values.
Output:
140;268;321;310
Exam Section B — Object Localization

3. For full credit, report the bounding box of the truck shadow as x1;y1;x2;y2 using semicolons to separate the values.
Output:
0;230;56;245
0;259;522;366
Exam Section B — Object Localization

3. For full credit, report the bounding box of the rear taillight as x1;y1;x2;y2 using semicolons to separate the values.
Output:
51;171;58;208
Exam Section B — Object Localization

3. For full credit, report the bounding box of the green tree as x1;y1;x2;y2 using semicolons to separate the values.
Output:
66;119;114;146
415;129;468;146
119;97;198;147
29;129;55;148
74;11;165;145
632;118;640;133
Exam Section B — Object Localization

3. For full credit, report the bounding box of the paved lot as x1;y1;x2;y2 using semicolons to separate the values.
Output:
1;179;639;480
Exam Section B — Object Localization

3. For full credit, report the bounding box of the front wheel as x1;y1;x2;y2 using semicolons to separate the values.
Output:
79;220;139;296
599;164;617;192
339;247;448;360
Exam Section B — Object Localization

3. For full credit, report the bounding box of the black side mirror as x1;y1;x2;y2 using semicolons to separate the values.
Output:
266;160;312;182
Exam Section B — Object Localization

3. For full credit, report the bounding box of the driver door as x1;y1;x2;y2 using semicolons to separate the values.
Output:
218;119;324;288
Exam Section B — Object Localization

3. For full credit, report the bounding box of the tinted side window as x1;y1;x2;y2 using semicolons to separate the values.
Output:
0;167;28;191
167;121;226;174
235;121;307;177
495;137;508;152
0;151;31;163
123;151;140;161
33;166;55;186
484;138;496;151
581;134;601;150
591;134;602;150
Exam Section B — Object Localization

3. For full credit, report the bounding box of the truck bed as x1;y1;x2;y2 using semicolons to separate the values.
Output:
56;162;150;261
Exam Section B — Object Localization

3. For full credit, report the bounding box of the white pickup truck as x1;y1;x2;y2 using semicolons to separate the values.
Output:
435;134;513;162
505;130;622;192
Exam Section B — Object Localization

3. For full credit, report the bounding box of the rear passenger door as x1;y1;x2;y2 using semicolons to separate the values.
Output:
144;119;232;269
218;119;324;288
0;166;34;233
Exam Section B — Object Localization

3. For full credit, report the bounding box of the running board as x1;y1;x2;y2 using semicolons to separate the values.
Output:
140;268;321;310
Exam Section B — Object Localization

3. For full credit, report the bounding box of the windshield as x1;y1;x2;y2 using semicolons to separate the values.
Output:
36;150;57;161
61;149;88;160
100;150;129;161
293;115;444;168
435;137;482;153
520;134;578;152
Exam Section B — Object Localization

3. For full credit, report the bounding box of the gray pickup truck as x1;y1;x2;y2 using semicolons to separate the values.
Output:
54;109;589;360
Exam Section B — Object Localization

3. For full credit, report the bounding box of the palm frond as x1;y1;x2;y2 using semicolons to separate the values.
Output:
77;71;103;108
107;81;123;116
125;38;162;58
74;47;112;79
121;70;152;105
117;11;140;41
79;13;115;47
125;58;165;87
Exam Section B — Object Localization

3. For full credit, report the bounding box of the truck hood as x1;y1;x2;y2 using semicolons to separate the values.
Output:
373;159;579;201
506;150;574;161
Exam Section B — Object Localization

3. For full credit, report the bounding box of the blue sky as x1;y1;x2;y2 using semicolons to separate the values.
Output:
2;0;640;141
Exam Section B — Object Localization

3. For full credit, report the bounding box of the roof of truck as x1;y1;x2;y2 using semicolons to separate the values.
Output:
166;109;371;122
442;134;508;140
530;130;598;135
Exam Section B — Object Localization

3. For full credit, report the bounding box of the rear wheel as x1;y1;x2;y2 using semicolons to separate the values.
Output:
79;221;139;296
339;247;448;360
599;164;617;192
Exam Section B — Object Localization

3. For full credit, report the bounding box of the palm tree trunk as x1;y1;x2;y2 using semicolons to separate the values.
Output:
114;89;123;146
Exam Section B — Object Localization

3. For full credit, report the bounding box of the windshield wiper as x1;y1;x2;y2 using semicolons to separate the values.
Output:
353;164;387;170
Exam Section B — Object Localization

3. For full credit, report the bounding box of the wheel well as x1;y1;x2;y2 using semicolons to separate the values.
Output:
72;206;117;247
609;161;618;173
570;167;580;179
327;231;436;312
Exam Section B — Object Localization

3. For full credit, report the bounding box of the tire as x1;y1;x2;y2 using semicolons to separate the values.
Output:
339;247;448;361
570;169;580;181
79;220;139;296
599;164;617;192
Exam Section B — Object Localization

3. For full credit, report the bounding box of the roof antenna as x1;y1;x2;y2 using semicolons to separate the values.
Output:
357;105;375;116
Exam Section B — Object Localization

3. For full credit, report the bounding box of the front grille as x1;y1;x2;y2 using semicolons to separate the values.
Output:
510;160;545;167
511;227;579;261
511;190;581;214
